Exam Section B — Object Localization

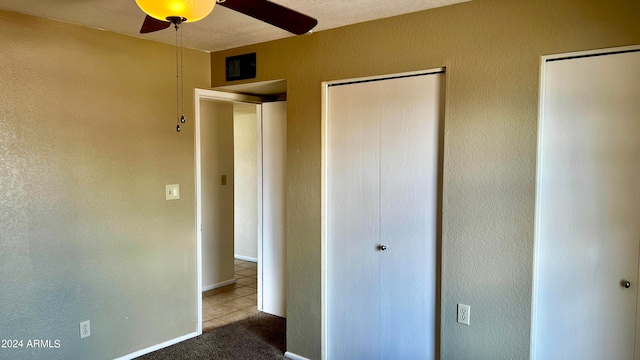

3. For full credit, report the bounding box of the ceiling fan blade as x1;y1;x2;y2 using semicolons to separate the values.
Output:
218;0;318;35
140;15;171;34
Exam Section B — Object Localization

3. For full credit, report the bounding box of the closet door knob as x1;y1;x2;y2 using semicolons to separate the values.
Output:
622;280;631;289
379;245;387;251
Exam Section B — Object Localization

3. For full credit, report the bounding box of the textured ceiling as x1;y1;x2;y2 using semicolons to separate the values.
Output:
0;0;469;52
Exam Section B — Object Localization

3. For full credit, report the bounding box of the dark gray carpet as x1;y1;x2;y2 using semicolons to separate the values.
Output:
136;313;286;360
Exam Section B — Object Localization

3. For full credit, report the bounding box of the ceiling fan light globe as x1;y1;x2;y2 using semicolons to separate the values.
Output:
135;0;215;23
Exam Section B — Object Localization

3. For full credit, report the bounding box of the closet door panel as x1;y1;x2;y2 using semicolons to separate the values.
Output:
532;50;640;360
326;81;382;359
379;74;442;359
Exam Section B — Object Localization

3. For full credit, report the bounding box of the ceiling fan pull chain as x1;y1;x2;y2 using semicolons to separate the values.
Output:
180;25;186;126
175;22;181;132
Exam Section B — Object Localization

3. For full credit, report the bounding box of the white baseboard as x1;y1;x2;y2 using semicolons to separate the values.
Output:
234;254;258;263
284;351;312;360
202;278;236;292
114;331;199;360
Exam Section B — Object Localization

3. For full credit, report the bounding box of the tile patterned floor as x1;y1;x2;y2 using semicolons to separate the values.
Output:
202;259;259;332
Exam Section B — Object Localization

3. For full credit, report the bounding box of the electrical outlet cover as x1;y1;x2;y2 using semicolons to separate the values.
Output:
457;304;470;326
80;320;91;338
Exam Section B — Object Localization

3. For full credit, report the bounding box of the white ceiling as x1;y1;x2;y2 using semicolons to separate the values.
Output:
0;0;469;52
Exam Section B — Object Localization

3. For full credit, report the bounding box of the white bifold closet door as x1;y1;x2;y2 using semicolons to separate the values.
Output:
326;72;443;359
532;49;640;359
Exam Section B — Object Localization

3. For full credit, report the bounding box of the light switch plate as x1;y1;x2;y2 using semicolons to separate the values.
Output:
165;184;180;200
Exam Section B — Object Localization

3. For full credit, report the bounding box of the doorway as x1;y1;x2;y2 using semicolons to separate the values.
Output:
195;82;288;334
531;46;640;359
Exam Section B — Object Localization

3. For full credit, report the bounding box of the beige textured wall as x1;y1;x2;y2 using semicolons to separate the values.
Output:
233;110;259;260
210;0;640;358
0;10;210;359
200;100;236;288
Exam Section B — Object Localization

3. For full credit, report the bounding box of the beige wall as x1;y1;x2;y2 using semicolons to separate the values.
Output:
0;10;210;359
210;0;640;358
200;100;236;288
233;109;259;260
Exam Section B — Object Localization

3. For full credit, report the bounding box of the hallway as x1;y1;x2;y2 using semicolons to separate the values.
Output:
202;260;259;331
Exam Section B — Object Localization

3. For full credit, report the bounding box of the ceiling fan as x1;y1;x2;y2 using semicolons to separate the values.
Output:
137;0;318;35
135;0;316;132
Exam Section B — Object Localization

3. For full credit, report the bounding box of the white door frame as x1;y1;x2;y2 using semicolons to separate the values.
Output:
194;88;265;334
530;44;640;359
321;68;445;359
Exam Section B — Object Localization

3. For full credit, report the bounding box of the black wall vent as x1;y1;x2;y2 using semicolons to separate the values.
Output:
226;53;256;81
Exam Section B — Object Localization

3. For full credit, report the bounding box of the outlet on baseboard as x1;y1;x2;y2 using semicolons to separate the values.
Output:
457;304;470;326
80;320;91;339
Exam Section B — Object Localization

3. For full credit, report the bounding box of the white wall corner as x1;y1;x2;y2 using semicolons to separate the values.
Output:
284;351;312;360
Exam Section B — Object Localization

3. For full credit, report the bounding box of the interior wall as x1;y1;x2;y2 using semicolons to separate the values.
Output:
0;10;210;359
200;100;236;288
233;107;259;261
209;0;640;358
